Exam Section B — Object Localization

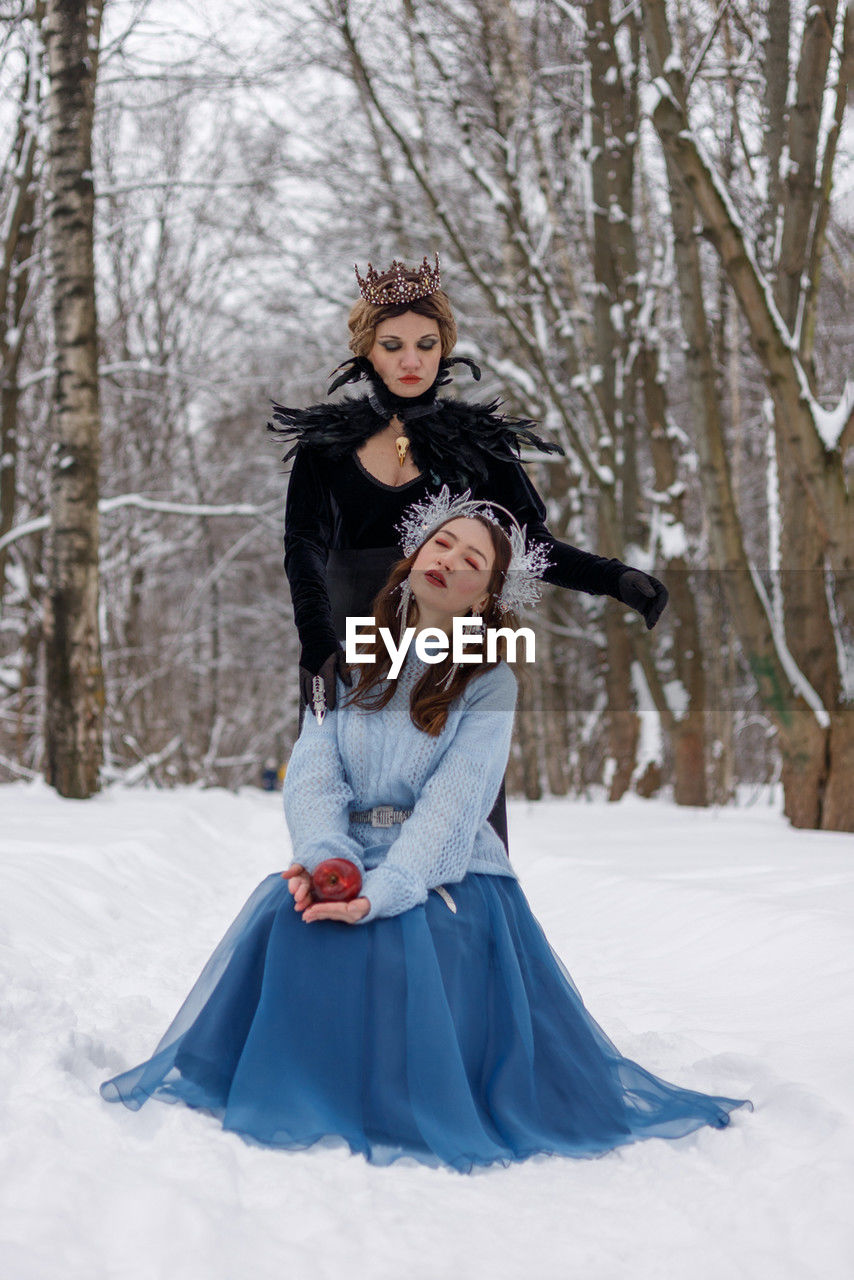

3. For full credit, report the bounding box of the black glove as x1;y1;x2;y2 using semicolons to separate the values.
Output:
617;569;669;630
298;648;352;722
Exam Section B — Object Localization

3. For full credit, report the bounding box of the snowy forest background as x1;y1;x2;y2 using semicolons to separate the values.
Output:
0;0;852;829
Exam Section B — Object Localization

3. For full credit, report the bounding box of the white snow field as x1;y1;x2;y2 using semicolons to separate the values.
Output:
0;781;852;1280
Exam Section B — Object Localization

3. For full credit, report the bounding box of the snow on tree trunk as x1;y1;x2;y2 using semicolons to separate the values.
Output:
42;0;105;798
636;340;708;807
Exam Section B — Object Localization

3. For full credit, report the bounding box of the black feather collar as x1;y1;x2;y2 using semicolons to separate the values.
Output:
268;359;564;488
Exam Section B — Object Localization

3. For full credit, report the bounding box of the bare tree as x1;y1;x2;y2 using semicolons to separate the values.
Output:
642;0;853;830
42;0;106;797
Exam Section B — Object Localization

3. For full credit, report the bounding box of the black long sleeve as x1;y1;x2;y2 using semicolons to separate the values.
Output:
283;447;339;672
480;456;627;598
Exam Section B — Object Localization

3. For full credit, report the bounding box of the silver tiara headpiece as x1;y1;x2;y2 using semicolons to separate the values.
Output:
396;485;552;614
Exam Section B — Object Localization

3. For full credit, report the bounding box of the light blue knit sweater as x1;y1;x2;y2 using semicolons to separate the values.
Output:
283;653;518;922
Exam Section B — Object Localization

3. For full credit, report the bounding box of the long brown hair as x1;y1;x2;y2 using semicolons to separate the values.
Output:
348;290;458;359
344;514;517;736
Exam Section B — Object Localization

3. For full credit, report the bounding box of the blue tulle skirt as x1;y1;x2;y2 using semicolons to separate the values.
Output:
101;873;750;1171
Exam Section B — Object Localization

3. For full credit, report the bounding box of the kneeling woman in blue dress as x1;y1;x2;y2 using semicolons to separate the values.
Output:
101;490;750;1171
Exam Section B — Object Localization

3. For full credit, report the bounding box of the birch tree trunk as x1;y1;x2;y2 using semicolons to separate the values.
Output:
42;0;105;797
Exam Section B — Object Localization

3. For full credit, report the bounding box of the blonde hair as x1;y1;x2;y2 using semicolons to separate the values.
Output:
348;290;457;358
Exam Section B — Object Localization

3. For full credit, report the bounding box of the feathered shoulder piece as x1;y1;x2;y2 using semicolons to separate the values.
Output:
268;396;381;466
267;356;564;487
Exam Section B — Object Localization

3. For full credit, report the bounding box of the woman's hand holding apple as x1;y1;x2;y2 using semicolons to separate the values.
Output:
300;896;370;925
311;858;362;902
282;861;369;924
282;864;312;911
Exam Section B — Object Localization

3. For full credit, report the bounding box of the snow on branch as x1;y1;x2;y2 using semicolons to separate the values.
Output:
94;179;259;199
485;358;539;399
99;494;279;525
0;752;38;780
0;495;280;554
548;0;587;32
748;564;831;728
639;75;680;118
814;379;854;451
116;735;183;786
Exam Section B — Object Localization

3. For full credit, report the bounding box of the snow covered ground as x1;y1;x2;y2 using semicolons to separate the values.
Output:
1;781;852;1280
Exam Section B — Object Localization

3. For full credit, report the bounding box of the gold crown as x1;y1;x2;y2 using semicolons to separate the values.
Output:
354;253;441;305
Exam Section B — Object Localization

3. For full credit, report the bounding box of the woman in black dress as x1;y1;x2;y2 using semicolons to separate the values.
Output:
270;254;667;841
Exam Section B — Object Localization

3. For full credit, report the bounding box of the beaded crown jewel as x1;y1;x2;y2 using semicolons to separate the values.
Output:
396;486;552;614
355;253;441;306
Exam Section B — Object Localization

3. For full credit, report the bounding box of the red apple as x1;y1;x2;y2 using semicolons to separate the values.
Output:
311;858;363;902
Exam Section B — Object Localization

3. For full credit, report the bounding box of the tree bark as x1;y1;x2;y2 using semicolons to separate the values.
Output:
636;341;708;806
822;707;854;831
603;605;638;801
775;1;838;338
1;15;42;608
586;0;644;795
800;2;854;367
42;0;105;797
760;0;790;269
770;1;844;826
779;709;829;829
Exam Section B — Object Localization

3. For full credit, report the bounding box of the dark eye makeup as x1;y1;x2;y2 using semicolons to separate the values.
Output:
378;337;439;350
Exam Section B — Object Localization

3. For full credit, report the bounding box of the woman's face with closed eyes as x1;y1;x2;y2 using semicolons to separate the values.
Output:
410;517;496;620
368;312;442;397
